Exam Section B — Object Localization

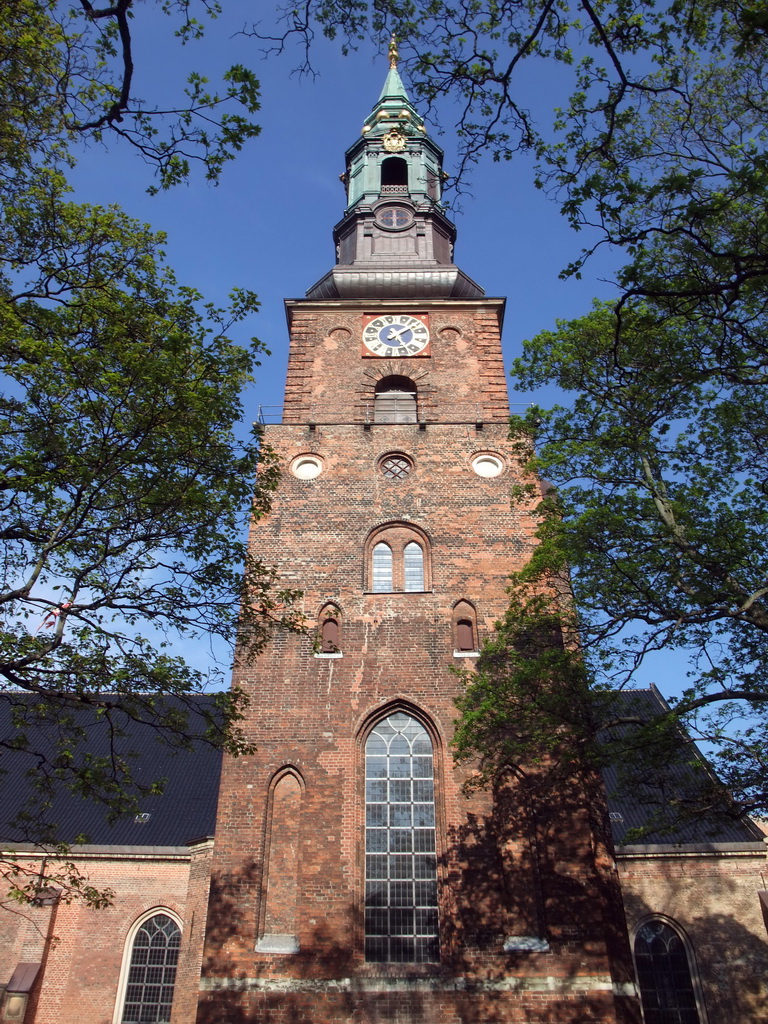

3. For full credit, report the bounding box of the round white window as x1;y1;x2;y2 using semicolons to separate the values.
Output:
291;455;323;480
471;453;504;478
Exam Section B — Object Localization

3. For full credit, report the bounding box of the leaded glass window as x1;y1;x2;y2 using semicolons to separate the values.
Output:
403;543;424;592
122;913;181;1023
372;543;393;592
380;455;412;480
365;712;438;963
634;919;701;1024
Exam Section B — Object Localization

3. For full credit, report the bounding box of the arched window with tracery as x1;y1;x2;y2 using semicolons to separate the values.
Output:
633;918;703;1024
366;525;430;593
119;912;181;1023
374;376;417;424
364;711;438;963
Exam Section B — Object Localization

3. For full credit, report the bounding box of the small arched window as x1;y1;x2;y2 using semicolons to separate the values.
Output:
120;913;181;1023
633;918;702;1024
452;600;479;655
456;620;474;652
403;543;424;592
316;603;343;655
321;618;340;652
372;543;393;592
374;376;417;424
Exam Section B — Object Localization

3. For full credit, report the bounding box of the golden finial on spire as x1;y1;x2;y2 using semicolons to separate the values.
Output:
388;34;399;69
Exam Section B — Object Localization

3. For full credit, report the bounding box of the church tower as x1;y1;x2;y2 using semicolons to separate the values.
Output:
197;46;637;1024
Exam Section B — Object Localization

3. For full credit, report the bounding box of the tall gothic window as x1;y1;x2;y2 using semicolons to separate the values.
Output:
633;919;702;1024
121;913;181;1023
364;712;439;963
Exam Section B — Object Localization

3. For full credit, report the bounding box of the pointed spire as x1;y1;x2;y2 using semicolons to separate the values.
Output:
364;37;423;136
389;33;399;69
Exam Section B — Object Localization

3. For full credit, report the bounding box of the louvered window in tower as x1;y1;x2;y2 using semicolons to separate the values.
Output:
374;376;417;424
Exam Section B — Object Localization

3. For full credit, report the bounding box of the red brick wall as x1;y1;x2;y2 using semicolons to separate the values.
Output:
618;846;768;1022
282;299;509;425
200;298;637;1023
0;849;197;1024
172;840;216;1024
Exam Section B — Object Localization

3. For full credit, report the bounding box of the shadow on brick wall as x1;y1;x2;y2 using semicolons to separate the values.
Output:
196;766;642;1024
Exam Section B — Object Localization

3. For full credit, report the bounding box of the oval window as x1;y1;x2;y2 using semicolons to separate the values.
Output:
376;206;413;230
471;453;504;478
291;455;323;479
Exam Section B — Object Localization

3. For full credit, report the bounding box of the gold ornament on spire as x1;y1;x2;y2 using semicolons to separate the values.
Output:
388;34;399;68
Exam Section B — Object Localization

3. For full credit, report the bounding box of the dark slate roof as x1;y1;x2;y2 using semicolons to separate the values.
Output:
601;687;764;848
0;693;223;849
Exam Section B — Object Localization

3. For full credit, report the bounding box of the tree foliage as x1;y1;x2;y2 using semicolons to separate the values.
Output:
4;0;261;190
0;2;288;903
456;299;768;828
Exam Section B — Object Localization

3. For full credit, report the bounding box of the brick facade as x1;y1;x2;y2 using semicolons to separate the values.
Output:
618;844;768;1022
0;841;213;1024
197;297;639;1023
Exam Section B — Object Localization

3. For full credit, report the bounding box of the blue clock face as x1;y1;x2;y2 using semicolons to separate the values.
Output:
363;314;430;356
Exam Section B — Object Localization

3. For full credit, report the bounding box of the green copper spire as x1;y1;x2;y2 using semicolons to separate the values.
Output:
305;40;484;300
377;36;410;102
362;35;425;140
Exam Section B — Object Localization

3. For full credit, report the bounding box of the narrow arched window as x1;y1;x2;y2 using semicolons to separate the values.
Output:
121;913;181;1023
452;600;478;654
321;617;340;653
633;919;701;1024
403;542;424;592
374;376;417;424
456;619;474;652
372;543;393;592
365;712;438;963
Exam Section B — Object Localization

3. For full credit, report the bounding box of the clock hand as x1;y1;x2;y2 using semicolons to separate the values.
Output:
386;325;409;343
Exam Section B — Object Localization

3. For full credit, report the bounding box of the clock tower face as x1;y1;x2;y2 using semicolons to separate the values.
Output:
362;313;430;357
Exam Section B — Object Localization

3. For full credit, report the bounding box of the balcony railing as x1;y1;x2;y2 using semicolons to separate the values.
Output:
257;404;531;426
